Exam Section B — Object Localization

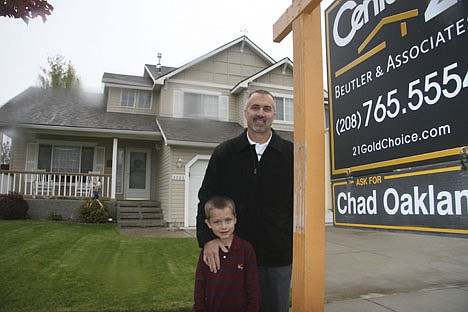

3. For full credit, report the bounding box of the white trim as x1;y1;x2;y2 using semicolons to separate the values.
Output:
274;120;294;126
11;124;162;139
166;140;219;148
249;82;294;91
111;138;118;200
181;88;222;97
125;148;151;200
184;155;211;227
155;119;169;146
104;83;153;91
144;64;157;82
231;58;293;94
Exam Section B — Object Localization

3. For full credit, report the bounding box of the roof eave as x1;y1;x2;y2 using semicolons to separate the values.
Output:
165;140;219;148
7;124;162;140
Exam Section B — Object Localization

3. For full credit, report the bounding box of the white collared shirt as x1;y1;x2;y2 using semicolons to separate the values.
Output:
247;132;272;161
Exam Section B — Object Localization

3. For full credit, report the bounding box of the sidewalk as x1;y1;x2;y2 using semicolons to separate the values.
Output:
120;225;468;311
324;226;468;311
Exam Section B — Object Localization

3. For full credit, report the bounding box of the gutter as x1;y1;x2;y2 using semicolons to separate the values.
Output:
165;140;219;148
4;123;162;140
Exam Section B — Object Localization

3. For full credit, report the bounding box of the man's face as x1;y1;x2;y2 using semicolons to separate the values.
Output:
244;93;276;134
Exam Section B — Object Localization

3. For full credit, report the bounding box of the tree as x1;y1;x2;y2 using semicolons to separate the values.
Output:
38;54;81;89
0;0;53;24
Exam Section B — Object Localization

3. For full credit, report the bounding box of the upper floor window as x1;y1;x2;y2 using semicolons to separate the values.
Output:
183;92;219;119
274;96;294;122
120;90;152;109
121;90;135;107
137;92;152;109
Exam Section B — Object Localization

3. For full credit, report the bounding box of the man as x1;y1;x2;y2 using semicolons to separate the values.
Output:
196;89;293;312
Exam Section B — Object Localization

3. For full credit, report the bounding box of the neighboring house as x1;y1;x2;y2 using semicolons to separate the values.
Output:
0;36;296;228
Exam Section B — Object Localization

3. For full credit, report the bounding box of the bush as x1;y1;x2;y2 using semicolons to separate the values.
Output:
0;192;29;220
78;199;109;223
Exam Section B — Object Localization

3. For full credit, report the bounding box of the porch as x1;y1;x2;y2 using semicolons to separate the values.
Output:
0;170;111;199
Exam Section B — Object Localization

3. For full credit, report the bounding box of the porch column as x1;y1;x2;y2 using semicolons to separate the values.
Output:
111;138;118;200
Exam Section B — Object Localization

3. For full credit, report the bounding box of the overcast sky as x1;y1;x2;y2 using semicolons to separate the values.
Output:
1;0;333;106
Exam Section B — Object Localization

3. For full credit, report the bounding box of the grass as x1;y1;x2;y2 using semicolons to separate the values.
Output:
0;220;200;312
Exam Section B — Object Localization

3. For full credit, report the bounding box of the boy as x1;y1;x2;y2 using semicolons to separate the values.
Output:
193;196;260;312
92;178;101;200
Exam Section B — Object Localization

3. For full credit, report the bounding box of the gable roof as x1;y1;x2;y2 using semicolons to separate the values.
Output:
144;65;177;81
0;87;161;139
152;36;276;85
231;57;293;94
102;73;153;89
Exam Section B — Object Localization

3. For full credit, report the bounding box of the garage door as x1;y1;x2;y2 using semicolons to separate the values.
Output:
187;159;209;227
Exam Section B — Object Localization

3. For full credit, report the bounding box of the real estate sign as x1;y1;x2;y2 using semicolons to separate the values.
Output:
332;163;468;234
325;0;468;178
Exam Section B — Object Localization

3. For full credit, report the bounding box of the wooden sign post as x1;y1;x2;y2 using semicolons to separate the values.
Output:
274;1;325;311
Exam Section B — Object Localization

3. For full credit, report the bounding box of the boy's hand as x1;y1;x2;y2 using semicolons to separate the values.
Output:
203;239;228;273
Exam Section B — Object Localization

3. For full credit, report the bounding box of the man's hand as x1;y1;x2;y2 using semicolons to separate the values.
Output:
202;239;228;273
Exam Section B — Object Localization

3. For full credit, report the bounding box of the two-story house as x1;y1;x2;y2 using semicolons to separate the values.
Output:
0;36;295;228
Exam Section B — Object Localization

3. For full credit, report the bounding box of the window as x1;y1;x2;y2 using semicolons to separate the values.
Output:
274;96;294;122
38;144;94;173
183;92;219;119
121;90;135;107
137;92;151;109
120;90;152;109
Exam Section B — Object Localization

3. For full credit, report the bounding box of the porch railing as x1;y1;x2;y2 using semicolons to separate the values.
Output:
0;170;111;199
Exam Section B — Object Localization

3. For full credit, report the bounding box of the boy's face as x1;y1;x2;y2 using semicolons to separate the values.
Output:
205;207;236;240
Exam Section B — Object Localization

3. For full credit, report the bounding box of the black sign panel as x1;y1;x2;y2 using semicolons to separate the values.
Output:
325;0;468;178
332;164;468;234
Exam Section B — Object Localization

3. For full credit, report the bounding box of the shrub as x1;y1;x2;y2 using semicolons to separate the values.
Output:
78;199;109;223
0;192;29;220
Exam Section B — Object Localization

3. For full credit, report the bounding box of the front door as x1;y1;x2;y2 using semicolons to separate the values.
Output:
125;149;151;199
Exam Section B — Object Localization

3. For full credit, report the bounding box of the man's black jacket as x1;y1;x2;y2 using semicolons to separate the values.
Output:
196;129;293;266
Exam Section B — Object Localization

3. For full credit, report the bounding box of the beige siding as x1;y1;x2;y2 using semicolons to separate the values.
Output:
9;131;35;171
163;146;213;227
175;45;269;87
155;144;171;223
159;43;272;121
106;87;158;116
256;66;294;87
159;88;173;117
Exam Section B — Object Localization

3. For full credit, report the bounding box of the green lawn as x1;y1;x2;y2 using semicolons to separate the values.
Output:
0;220;200;312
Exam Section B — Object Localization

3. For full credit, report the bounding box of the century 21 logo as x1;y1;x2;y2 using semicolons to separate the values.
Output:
331;0;458;77
333;0;457;47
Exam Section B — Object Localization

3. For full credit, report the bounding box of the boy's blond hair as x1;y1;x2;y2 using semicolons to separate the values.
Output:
204;196;236;219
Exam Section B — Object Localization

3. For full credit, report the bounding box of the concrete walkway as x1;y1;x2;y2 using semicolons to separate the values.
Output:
120;225;468;311
324;226;468;311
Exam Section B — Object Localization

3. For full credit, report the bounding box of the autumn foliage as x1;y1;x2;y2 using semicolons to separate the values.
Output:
0;0;54;23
